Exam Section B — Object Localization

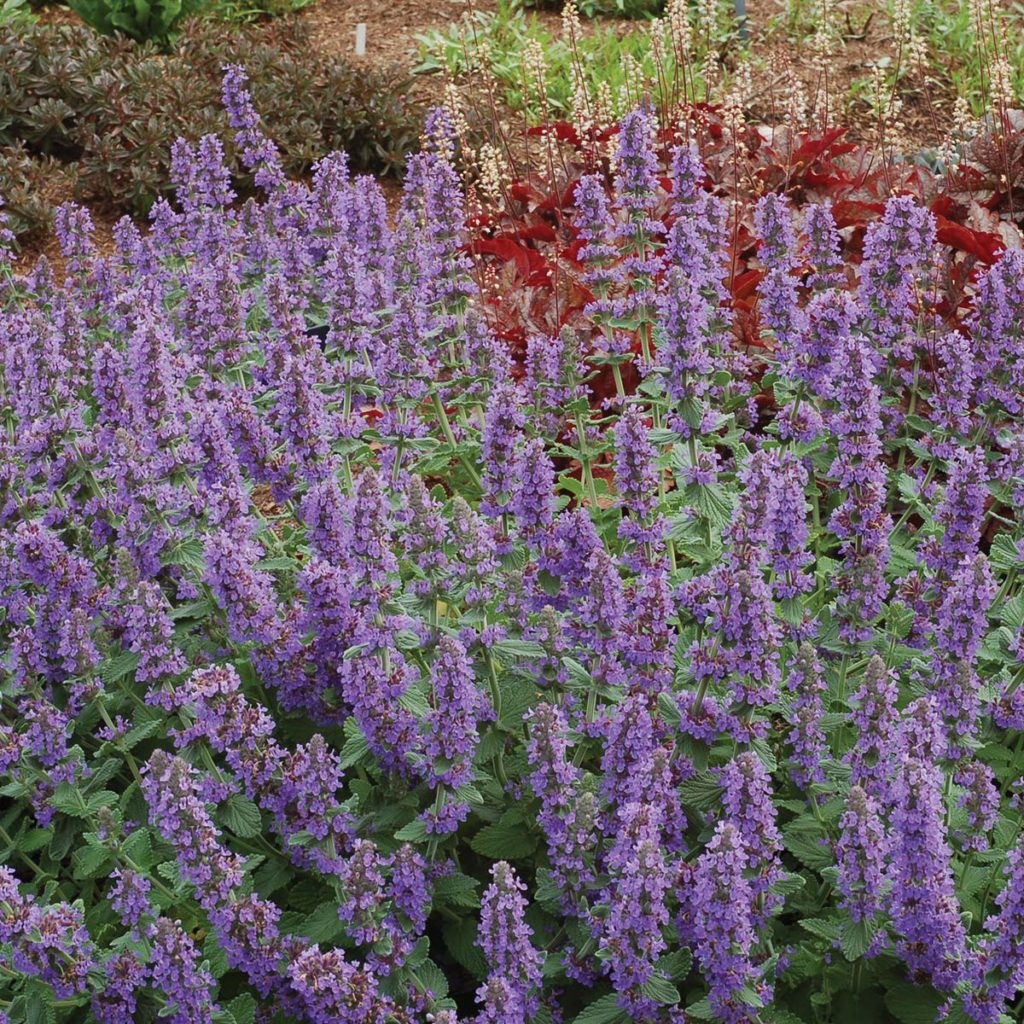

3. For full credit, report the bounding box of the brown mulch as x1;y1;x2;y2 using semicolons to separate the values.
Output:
301;0;499;106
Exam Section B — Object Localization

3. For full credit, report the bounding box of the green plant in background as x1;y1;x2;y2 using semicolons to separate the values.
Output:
67;0;206;43
516;0;665;18
0;0;32;27
203;0;315;25
416;0;736;125
0;19;420;246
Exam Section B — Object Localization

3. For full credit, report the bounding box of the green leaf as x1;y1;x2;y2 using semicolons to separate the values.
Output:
432;872;480;908
492;638;547;659
122;828;153;868
225;994;256;1024
657;948;693;980
340;725;370;769
414;959;449;1000
50;783;90;818
219;793;262;838
679;771;722;810
298;903;346;944
254;556;296;572
100;650;141;685
470;819;538;860
72;843;113;879
23;982;55;1024
441;915;486;979
783;825;833;870
571;993;628;1024
799;916;841;941
684;998;716;1020
884;984;945;1024
639;974;679;1005
839;917;877;960
394;818;429;843
764;1010;812;1024
161;536;205;574
204;931;230;979
18;828;52;854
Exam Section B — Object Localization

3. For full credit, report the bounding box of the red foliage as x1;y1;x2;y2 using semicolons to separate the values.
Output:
464;105;1024;401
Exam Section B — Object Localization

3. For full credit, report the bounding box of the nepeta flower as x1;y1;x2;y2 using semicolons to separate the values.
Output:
481;379;526;518
955;762;998;854
720;752;782;906
148;917;217;1024
600;802;672;1021
889;755;967;991
835;784;889;923
685;822;768;1024
786;642;828;789
933;553;996;752
513;438;556;535
847;655;900;801
423;634;489;790
755;193;806;374
803;202;844;291
859;195;936;365
827;333;890;642
614;406;660;531
477;863;543;1023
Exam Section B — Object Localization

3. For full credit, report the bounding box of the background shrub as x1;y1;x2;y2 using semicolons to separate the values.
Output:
0;18;420;244
66;0;207;44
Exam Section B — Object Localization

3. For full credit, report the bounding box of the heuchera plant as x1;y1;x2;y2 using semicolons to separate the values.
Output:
3;67;1024;1024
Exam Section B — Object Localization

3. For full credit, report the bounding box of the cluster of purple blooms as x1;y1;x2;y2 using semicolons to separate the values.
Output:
2;73;1024;1024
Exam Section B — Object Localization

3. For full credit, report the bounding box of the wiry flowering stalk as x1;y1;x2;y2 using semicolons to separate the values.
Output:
858;195;936;368
599;802;672;1020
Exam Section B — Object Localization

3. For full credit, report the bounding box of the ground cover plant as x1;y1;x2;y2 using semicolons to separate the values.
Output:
6;64;1024;1024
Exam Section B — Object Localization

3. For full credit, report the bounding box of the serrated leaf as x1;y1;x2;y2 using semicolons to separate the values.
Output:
100;650;141;685
162;537;205;573
441;915;486;979
884;984;944;1024
394;818;429;843
839;916;877;960
298;903;346;943
414;959;449;1000
783;825;834;870
470;820;538;860
764;1009;812;1024
122;828;153;868
340;727;370;769
684;998;716;1020
72;843;113;879
571;993;628;1024
433;872;480;908
492;638;547;659
204;931;230;979
639;974;679;1005
799;916;841;941
225;994;256;1024
679;771;722;810
657;948;693;980
219;794;261;838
